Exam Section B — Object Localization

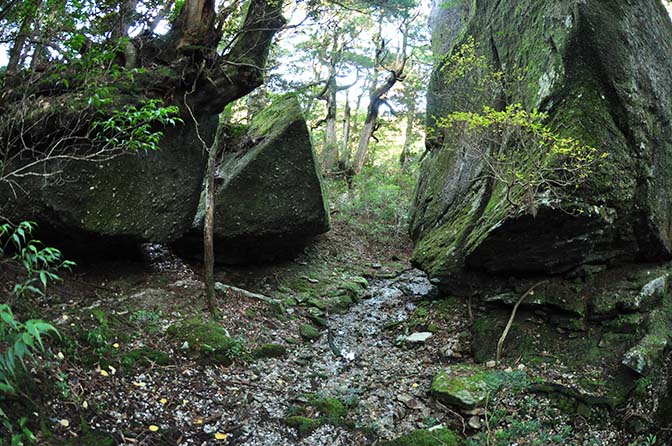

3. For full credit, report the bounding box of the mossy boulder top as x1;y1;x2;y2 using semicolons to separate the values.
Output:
176;94;330;263
411;0;672;290
213;95;328;243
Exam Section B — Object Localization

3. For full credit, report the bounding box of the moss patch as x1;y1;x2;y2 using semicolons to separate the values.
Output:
166;318;242;365
431;364;490;410
380;428;458;446
283;395;352;436
299;324;321;341
253;343;287;359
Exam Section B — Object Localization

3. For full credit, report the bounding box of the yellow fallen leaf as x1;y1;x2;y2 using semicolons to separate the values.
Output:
411;383;419;388
82;401;89;409
148;425;160;432
56;352;65;360
214;432;228;440
132;381;146;387
112;343;120;349
194;418;204;425
159;398;168;405
182;399;188;406
100;370;109;377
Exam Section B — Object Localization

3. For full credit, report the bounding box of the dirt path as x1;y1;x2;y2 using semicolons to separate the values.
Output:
58;268;467;446
228;269;457;445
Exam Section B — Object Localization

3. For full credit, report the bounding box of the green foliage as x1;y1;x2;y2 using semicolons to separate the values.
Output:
92;99;182;153
330;166;416;243
0;222;68;443
436;39;603;216
439;102;601;216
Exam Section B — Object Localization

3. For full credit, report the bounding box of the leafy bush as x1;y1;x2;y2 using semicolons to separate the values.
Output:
0;221;71;443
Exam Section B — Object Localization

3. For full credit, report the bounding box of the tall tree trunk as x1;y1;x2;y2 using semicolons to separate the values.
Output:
203;121;225;317
339;92;352;170
169;0;218;50
7;1;39;74
323;83;338;171
353;110;378;174
399;99;415;171
352;17;409;175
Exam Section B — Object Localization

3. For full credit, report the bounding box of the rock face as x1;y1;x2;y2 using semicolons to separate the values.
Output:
2;95;329;261
411;0;672;288
176;95;330;263
0;121;211;255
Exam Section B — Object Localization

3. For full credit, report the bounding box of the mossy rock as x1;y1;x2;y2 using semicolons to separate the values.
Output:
253;343;287;359
312;396;348;419
177;94;330;263
284;416;322;435
284;395;351;436
122;347;170;370
431;364;490;410
411;0;672;286
166;318;241;365
299;324;321;341
380;428;459;446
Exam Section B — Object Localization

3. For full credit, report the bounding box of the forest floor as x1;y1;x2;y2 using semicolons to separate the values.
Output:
3;181;667;446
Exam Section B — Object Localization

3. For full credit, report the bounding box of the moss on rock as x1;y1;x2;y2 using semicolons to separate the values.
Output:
431;364;490;410
253;343;287;359
299;324;321;341
380;428;459;446
411;0;672;284
166;318;241;365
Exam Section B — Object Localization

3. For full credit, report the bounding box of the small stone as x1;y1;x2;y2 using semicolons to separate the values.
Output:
406;332;433;344
485;360;496;368
371;263;382;269
468;415;482;430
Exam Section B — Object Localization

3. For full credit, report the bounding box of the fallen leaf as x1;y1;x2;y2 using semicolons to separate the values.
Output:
108;365;117;375
194;418;204;425
100;370;109;377
159;398;168;405
58;419;70;428
214;432;228;440
132;381;146;388
82;401;89;409
148;425;160;432
56;352;65;360
112;343;120;349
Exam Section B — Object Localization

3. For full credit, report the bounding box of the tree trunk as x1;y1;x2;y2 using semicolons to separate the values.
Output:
323;84;338;172
339;92;352;170
7;1;39;74
203;121;226;317
183;0;286;115
169;0;218;50
353;113;377;174
352;17;409;175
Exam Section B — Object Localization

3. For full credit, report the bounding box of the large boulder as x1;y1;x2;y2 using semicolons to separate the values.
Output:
411;0;672;289
175;95;330;263
0;120;211;255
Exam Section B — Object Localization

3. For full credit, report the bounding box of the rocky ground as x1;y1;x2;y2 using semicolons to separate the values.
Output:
3;216;670;446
